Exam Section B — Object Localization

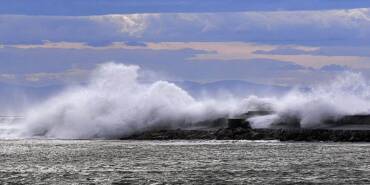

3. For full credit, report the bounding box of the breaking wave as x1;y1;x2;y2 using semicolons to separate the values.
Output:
1;63;246;139
1;63;370;139
249;72;370;128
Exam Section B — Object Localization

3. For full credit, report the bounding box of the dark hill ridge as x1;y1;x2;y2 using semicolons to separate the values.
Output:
0;80;288;100
0;82;63;108
174;80;290;97
121;113;370;142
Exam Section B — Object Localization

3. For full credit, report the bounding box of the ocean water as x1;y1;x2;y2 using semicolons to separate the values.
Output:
0;140;370;184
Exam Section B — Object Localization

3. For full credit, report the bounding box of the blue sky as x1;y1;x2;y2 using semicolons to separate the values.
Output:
2;1;370;86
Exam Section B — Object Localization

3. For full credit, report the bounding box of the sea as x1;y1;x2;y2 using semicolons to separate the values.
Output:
0;140;370;184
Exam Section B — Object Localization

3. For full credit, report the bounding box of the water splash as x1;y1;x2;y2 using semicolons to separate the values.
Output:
7;63;244;139
2;63;370;139
248;72;370;128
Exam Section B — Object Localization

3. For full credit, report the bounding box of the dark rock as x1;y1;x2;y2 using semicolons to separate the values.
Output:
241;110;273;119
227;118;251;129
193;117;228;129
271;114;370;129
323;114;370;128
121;113;370;142
270;115;301;129
121;128;370;142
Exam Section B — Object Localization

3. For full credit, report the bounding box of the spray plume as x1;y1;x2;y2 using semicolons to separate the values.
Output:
1;63;370;139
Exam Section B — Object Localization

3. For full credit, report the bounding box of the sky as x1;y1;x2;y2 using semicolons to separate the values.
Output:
2;0;370;87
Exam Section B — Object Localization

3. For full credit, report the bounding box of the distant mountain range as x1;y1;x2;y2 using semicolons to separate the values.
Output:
174;80;291;98
0;80;291;107
0;82;63;108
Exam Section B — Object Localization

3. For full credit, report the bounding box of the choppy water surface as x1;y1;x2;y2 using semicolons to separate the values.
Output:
1;140;370;184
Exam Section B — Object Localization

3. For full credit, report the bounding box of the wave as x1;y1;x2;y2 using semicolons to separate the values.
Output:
1;63;370;139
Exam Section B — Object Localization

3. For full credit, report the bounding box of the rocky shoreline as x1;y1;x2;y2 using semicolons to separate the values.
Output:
121;113;370;142
121;127;370;142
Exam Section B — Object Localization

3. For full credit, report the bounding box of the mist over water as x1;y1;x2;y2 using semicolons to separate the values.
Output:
1;63;370;139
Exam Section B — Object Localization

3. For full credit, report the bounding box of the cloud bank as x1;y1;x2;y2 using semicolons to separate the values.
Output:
2;9;370;46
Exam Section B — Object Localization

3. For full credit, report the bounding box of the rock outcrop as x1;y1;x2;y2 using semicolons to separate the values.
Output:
121;112;370;142
121;127;370;142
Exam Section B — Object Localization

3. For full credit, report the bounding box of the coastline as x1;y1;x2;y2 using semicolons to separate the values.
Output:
121;127;370;142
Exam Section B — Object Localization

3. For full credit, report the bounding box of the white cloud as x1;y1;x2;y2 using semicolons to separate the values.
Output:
90;14;155;37
5;41;370;69
0;74;16;80
3;9;370;85
2;9;370;45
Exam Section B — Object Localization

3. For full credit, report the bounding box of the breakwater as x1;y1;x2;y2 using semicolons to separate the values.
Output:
121;127;370;142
